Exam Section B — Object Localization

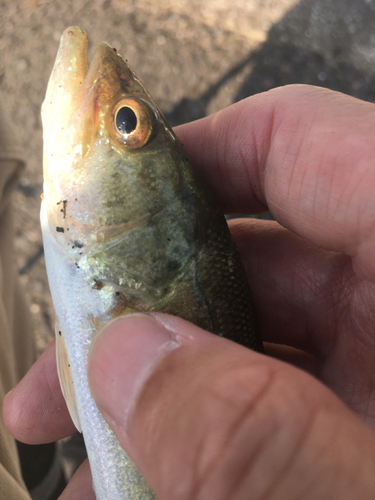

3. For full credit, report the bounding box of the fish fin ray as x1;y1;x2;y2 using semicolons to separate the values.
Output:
55;320;82;432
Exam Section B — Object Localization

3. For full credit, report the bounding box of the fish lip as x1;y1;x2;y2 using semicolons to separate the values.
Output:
43;26;142;135
43;27;133;131
58;26;89;84
42;26;89;138
49;26;89;99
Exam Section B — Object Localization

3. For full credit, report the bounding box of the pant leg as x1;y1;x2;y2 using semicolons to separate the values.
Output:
0;96;34;499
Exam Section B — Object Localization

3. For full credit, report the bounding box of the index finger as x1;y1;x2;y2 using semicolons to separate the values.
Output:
175;85;375;278
3;340;76;444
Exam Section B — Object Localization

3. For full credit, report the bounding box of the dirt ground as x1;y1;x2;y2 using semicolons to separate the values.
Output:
1;0;375;353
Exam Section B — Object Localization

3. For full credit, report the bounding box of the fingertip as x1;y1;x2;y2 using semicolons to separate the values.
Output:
3;340;76;443
58;459;94;500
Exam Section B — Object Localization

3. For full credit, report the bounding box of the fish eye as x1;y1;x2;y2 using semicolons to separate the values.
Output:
112;98;154;148
116;106;137;135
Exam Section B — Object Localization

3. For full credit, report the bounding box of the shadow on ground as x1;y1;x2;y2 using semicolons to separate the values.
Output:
167;0;375;126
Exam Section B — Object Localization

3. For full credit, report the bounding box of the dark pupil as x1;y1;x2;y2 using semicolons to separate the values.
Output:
116;106;137;135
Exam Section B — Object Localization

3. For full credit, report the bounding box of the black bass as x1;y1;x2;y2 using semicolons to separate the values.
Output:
41;26;262;500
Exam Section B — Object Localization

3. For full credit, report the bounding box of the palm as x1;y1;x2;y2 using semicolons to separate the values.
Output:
230;216;375;428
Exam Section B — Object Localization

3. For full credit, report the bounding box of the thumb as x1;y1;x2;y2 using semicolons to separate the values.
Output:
88;313;375;500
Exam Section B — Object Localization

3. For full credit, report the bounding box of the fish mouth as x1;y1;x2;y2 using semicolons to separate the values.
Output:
55;26;89;93
42;26;137;127
42;27;89;134
42;27;142;162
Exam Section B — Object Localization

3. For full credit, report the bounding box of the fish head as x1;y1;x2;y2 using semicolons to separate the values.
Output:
42;27;188;242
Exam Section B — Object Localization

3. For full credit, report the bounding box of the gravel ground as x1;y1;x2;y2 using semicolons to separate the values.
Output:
1;0;375;354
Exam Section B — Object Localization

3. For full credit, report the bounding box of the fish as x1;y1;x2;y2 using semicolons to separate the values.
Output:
41;26;263;500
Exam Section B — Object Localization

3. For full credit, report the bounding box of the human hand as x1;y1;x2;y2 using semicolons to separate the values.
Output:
5;85;375;499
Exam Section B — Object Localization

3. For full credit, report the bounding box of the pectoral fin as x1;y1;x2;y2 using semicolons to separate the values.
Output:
55;321;82;432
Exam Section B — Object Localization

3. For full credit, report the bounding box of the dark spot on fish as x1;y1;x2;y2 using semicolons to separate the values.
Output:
73;240;83;248
167;237;171;241
58;331;61;336
113;47;117;53
115;291;120;296
92;280;103;290
56;227;64;233
62;200;67;218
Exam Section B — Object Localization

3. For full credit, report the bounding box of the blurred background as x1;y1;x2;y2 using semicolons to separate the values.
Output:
1;0;375;355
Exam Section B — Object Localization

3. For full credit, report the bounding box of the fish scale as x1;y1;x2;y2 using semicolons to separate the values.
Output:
41;26;263;499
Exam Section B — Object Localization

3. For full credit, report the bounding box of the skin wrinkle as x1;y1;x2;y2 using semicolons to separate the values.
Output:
275;100;314;198
316;128;375;259
229;221;313;348
332;164;362;252
263;230;322;347
237;146;253;211
297;251;351;359
352;386;375;424
343;377;375;423
236;99;272;212
320;280;375;425
296;413;346;500
259;99;276;193
192;365;276;500
346;284;374;344
209;110;230;212
355;218;375;282
284;114;316;225
222;116;247;212
224;419;282;500
229;218;353;363
247;124;264;208
224;382;293;500
262;406;321;500
309;147;336;238
359;212;375;254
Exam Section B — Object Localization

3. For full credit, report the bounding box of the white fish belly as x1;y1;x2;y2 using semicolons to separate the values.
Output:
41;201;155;500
